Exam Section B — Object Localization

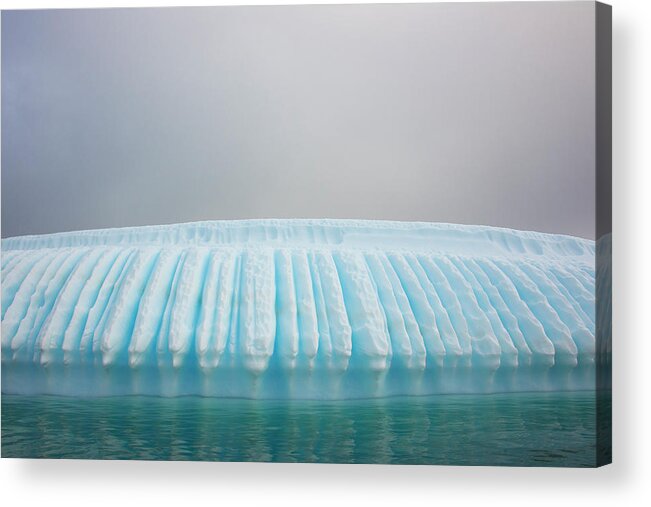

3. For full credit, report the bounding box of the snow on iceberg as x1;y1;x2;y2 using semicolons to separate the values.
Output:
1;219;608;398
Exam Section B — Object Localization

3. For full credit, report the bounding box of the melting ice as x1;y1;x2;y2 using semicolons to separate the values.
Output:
0;219;609;398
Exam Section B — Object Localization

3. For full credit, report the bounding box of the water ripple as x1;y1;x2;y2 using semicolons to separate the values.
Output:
1;391;609;466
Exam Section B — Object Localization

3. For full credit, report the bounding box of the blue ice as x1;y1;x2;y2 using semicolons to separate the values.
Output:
1;219;610;398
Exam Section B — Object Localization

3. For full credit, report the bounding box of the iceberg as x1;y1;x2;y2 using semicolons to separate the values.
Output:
1;219;608;399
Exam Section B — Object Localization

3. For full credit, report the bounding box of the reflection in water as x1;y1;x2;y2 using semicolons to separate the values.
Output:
1;392;609;466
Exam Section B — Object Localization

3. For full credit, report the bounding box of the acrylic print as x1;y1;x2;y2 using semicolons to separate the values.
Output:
1;2;611;466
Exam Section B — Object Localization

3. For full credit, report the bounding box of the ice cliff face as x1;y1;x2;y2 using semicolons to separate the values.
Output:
1;220;608;398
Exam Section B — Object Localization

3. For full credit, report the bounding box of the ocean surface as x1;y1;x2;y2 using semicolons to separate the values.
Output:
1;391;609;466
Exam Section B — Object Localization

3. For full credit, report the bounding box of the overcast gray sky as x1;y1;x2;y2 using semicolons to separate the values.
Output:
1;3;596;239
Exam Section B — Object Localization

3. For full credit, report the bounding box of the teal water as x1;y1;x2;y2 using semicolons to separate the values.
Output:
1;392;608;466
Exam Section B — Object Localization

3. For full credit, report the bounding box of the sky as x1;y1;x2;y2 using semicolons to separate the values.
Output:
1;2;596;239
